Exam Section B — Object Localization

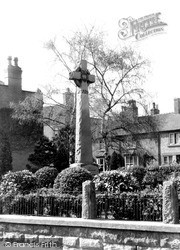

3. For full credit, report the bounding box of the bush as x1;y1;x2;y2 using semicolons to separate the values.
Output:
53;166;93;194
0;170;37;196
35;166;58;188
93;170;137;194
127;166;146;190
143;165;180;188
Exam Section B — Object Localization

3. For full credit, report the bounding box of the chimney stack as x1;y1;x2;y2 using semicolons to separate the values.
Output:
151;102;160;115
7;56;22;103
121;100;138;117
174;98;180;114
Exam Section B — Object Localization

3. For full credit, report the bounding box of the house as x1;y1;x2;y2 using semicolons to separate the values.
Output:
94;98;180;169
0;57;43;171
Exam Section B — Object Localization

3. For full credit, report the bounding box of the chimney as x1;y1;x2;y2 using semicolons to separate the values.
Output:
122;100;138;117
7;56;22;103
128;100;138;117
151;102;160;115
174;98;180;114
63;88;74;108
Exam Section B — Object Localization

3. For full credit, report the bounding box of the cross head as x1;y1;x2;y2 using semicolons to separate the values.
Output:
69;60;95;88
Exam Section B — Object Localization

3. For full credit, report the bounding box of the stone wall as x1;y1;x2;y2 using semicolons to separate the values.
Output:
0;215;180;249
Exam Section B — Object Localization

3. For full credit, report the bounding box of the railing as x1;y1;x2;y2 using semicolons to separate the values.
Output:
0;194;82;218
96;193;163;221
0;192;163;221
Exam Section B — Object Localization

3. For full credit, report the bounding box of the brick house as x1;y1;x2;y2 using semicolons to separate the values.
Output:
0;57;43;171
111;99;180;168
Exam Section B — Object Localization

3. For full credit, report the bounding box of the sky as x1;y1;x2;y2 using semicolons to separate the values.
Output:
0;0;179;114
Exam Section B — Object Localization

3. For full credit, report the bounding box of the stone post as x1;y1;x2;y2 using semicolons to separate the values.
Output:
82;180;96;219
163;180;179;224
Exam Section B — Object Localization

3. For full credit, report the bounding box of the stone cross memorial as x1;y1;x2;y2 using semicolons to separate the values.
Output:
69;60;99;175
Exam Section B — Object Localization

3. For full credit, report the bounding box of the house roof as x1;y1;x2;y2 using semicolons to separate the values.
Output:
116;112;180;137
149;113;180;132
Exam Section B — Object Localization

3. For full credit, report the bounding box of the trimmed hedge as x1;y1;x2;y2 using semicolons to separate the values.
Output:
53;166;93;194
35;167;58;188
0;170;37;197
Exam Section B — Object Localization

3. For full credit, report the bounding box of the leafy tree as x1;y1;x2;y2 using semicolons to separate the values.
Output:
109;151;124;170
27;125;75;173
0;130;12;176
26;136;57;173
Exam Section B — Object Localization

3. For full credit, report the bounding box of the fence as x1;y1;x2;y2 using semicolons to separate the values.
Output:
96;193;163;221
0;194;82;218
0;192;162;221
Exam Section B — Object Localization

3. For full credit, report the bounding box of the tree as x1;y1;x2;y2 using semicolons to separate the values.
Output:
0;130;12;176
45;27;156;169
11;27;156;170
27;125;75;173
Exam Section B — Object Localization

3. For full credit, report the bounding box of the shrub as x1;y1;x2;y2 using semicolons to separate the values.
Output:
0;170;37;196
127;166;146;190
93;170;137;194
53;166;93;194
143;165;180;188
35;166;58;188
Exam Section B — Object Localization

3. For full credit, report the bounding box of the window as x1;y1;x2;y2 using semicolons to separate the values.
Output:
176;155;180;164
96;158;105;170
169;156;173;164
163;155;173;165
125;154;139;168
169;133;180;145
163;156;168;165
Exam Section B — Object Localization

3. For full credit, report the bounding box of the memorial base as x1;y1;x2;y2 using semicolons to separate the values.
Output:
70;162;99;176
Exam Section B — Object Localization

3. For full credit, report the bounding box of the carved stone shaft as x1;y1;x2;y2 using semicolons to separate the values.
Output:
75;80;93;164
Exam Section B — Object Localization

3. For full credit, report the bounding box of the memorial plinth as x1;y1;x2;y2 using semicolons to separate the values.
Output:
69;60;99;176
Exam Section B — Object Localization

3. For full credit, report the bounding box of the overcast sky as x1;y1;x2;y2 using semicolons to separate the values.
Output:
0;0;179;113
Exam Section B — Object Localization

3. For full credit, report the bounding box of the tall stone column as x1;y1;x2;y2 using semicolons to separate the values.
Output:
69;60;98;175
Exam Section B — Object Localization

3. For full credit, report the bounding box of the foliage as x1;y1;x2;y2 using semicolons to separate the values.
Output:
0;130;12;177
35;166;58;188
27;126;75;173
10;90;43;125
53;166;93;194
27;136;58;172
93;170;138;194
109;151;124;170
0;170;37;197
53;125;75;168
143;165;180;188
127;166;147;190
